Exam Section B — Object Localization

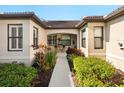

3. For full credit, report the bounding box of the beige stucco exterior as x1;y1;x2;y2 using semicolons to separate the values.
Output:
0;19;80;66
0;19;47;66
88;22;106;58
79;25;89;57
0;18;124;71
79;22;106;58
106;15;124;71
29;20;47;65
0;10;124;72
0;19;30;65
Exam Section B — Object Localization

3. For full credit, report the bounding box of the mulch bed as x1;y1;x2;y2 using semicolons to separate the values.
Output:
71;69;124;87
68;60;74;71
71;70;80;87
31;69;53;87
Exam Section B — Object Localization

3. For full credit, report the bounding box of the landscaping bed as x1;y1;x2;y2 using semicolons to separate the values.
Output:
0;63;37;87
72;68;124;87
0;51;57;87
31;51;57;87
71;57;124;87
66;47;124;87
31;69;53;87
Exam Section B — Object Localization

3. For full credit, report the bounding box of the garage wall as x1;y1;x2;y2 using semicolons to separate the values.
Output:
106;15;124;71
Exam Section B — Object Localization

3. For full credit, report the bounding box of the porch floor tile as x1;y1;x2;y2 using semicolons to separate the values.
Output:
49;53;74;87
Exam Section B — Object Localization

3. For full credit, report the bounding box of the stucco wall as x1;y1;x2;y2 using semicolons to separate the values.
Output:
106;15;124;71
29;20;47;65
88;22;106;58
46;29;79;49
79;25;89;57
0;19;30;65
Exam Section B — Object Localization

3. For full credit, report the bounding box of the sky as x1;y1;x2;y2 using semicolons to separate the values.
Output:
0;5;121;20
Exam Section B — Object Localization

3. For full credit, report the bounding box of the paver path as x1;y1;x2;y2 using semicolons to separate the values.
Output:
49;53;74;87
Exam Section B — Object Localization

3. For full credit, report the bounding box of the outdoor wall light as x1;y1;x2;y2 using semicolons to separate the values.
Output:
118;40;124;50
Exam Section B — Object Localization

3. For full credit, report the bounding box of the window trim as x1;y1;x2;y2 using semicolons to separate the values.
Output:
33;26;39;48
94;26;104;49
8;24;23;51
47;34;57;46
82;29;86;48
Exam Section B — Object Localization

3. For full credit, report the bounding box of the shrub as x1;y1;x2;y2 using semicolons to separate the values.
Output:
87;57;116;80
66;47;84;56
45;51;57;69
33;51;57;71
32;52;45;71
0;63;37;87
73;57;116;87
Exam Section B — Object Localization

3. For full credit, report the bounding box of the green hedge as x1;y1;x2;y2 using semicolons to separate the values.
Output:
73;57;116;87
0;63;37;87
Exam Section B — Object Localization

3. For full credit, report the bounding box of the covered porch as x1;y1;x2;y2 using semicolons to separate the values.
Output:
47;33;77;52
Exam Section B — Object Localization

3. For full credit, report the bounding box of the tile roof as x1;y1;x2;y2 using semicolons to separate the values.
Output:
0;6;124;29
0;12;34;18
83;16;104;21
76;16;104;28
0;12;47;28
104;6;124;21
0;12;80;29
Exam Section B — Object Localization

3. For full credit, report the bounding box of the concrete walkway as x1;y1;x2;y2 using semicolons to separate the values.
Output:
49;53;74;87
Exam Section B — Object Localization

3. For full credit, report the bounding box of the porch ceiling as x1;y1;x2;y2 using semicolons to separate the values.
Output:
45;20;80;29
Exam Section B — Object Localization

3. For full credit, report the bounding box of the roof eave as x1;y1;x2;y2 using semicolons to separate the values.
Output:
0;13;47;29
105;10;124;22
31;15;47;28
46;27;78;29
77;20;104;29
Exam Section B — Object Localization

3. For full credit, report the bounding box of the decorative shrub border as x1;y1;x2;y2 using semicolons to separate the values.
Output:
66;48;124;87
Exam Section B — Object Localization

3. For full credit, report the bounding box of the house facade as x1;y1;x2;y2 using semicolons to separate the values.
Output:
0;6;124;71
0;13;47;66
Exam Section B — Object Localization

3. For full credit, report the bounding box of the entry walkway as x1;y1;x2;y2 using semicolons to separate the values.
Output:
49;53;74;87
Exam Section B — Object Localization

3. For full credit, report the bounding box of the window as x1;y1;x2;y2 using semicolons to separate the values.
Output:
33;27;38;47
8;24;23;51
82;29;86;48
94;26;104;49
61;34;71;46
47;35;57;46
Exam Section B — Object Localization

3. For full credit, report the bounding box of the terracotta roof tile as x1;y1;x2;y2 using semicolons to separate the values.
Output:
76;16;104;28
0;12;80;29
83;16;104;21
105;6;124;21
0;6;124;29
0;12;47;28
